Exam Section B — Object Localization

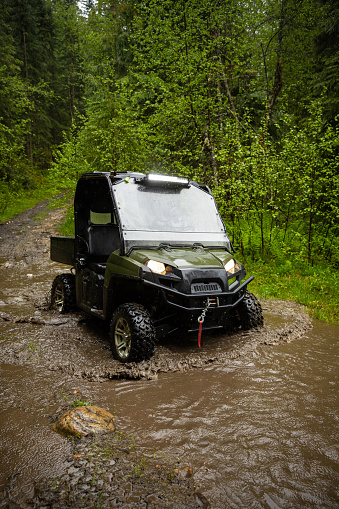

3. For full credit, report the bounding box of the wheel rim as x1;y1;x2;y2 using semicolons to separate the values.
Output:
114;317;132;359
53;283;64;312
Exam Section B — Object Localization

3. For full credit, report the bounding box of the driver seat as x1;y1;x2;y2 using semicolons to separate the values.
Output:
86;224;120;262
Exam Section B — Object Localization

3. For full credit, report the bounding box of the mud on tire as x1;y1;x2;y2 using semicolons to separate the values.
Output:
51;273;76;313
110;303;155;363
236;291;263;331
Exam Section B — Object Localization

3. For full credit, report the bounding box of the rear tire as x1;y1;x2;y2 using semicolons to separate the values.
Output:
110;303;155;363
236;291;263;330
51;274;76;313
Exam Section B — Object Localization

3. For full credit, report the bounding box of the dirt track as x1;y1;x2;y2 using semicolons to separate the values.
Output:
0;200;313;508
0;200;313;380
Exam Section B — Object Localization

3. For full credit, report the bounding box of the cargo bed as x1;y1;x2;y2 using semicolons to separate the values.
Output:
50;236;75;266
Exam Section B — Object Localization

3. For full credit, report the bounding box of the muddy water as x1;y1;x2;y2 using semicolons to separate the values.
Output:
1;310;338;508
0;205;338;508
105;322;339;508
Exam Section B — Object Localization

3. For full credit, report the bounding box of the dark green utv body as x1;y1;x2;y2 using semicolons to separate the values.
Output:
50;171;263;363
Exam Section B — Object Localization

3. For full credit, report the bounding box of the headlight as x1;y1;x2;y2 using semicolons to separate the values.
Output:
146;259;167;274
224;259;240;274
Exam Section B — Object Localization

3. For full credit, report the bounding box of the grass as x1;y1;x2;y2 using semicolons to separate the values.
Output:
58;204;75;236
0;182;73;224
245;258;339;324
71;399;91;408
27;338;41;361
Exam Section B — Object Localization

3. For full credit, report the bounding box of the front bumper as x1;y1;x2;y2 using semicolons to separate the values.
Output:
142;275;254;312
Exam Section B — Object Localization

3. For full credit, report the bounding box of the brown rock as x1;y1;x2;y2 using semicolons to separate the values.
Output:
52;405;115;436
173;466;193;478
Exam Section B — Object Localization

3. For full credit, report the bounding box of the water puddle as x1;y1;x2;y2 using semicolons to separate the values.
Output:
0;205;337;507
99;322;339;508
1;310;338;507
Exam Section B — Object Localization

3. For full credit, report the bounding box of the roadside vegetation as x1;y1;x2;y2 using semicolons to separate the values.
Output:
245;260;339;324
0;183;72;223
1;0;338;323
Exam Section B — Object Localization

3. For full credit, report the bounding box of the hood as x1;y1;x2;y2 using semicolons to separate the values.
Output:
130;246;234;270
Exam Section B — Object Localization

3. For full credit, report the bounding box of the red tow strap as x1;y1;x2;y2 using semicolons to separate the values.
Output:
198;320;203;348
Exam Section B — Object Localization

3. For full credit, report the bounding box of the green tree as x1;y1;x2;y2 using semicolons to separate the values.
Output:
314;0;339;124
0;2;32;190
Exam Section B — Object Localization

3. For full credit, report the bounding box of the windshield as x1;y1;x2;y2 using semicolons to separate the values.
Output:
113;181;230;250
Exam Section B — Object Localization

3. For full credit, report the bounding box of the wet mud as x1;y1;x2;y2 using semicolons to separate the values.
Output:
0;198;312;384
31;432;200;509
1;200;337;508
0;299;312;382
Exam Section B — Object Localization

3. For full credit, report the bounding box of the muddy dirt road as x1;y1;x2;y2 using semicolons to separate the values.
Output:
0;201;338;508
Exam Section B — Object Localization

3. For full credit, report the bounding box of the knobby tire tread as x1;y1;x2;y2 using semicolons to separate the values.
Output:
110;303;155;363
237;291;263;330
51;273;76;314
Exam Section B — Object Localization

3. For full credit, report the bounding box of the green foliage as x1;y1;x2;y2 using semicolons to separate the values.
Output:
0;0;85;202
217;99;339;265
50;122;90;186
129;0;257;180
58;204;75;236
245;258;339;324
71;399;91;407
314;0;339;124
0;181;61;223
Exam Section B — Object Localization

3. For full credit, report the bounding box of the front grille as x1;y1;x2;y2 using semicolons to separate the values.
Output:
191;282;222;293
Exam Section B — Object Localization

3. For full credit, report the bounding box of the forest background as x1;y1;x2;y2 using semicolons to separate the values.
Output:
0;0;338;322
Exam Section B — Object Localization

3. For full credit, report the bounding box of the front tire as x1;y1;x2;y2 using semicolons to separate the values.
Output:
236;291;263;330
51;274;76;313
110;303;155;363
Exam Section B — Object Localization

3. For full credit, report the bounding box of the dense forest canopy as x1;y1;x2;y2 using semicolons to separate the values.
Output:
0;0;338;264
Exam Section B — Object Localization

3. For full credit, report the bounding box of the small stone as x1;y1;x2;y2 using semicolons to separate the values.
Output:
68;466;79;475
146;495;158;503
194;492;211;508
126;495;141;503
79;483;90;490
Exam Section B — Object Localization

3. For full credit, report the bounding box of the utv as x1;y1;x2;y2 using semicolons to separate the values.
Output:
50;171;263;363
